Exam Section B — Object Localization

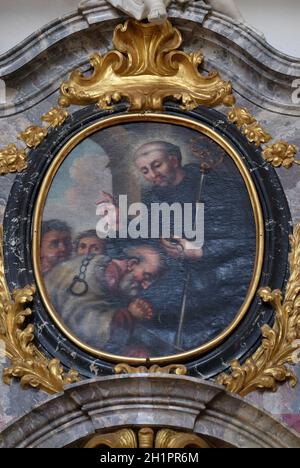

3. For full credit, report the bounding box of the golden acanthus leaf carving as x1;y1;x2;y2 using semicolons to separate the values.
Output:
156;429;211;449
84;429;137;448
242;122;272;147
84;428;212;449
41;107;69;128
228;107;272;147
59;20;235;111
263;141;299;169
18;126;48;149
228;107;256;128
217;222;300;396
0;144;27;175
0;227;80;394
114;363;187;375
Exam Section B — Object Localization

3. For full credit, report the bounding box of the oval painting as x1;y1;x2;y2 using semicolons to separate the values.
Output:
33;115;263;362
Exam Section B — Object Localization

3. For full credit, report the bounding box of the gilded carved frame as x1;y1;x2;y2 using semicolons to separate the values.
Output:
0;19;299;396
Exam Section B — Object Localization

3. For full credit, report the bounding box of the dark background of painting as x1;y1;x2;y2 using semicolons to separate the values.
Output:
3;103;291;378
125;161;257;357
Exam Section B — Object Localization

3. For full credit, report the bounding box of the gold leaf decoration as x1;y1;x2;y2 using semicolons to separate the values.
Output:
84;429;137;449
59;20;235;111
263;141;299;169
228;107;272;148
41;107;68;128
0;227;80;394
156;429;211;449
228;107;256;128
217;223;300;396
242;122;272;147
114;363;187;375
84;428;212;449
0;144;27;175
138;428;155;449
18;126;48;149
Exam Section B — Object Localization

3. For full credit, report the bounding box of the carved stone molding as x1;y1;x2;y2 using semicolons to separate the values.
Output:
204;0;243;21
97;0;242;25
0;2;299;117
0;2;209;77
0;376;299;448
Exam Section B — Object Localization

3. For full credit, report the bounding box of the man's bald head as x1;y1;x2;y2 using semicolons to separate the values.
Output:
134;141;184;187
123;244;166;291
134;141;182;163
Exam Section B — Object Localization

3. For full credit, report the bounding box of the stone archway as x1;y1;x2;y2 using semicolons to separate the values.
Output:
0;375;299;448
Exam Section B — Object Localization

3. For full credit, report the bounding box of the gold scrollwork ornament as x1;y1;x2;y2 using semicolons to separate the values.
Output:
84;429;138;449
242;122;272;147
228;107;256;128
228;107;299;167
263;141;299;169
0;144;27;175
84;428;211;449
59;20;235;111
114;363;188;375
156;429;211;449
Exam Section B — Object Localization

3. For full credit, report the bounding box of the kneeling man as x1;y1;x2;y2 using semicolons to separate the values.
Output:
44;244;165;354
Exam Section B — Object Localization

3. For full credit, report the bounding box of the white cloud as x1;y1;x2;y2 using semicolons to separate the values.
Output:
44;145;112;235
